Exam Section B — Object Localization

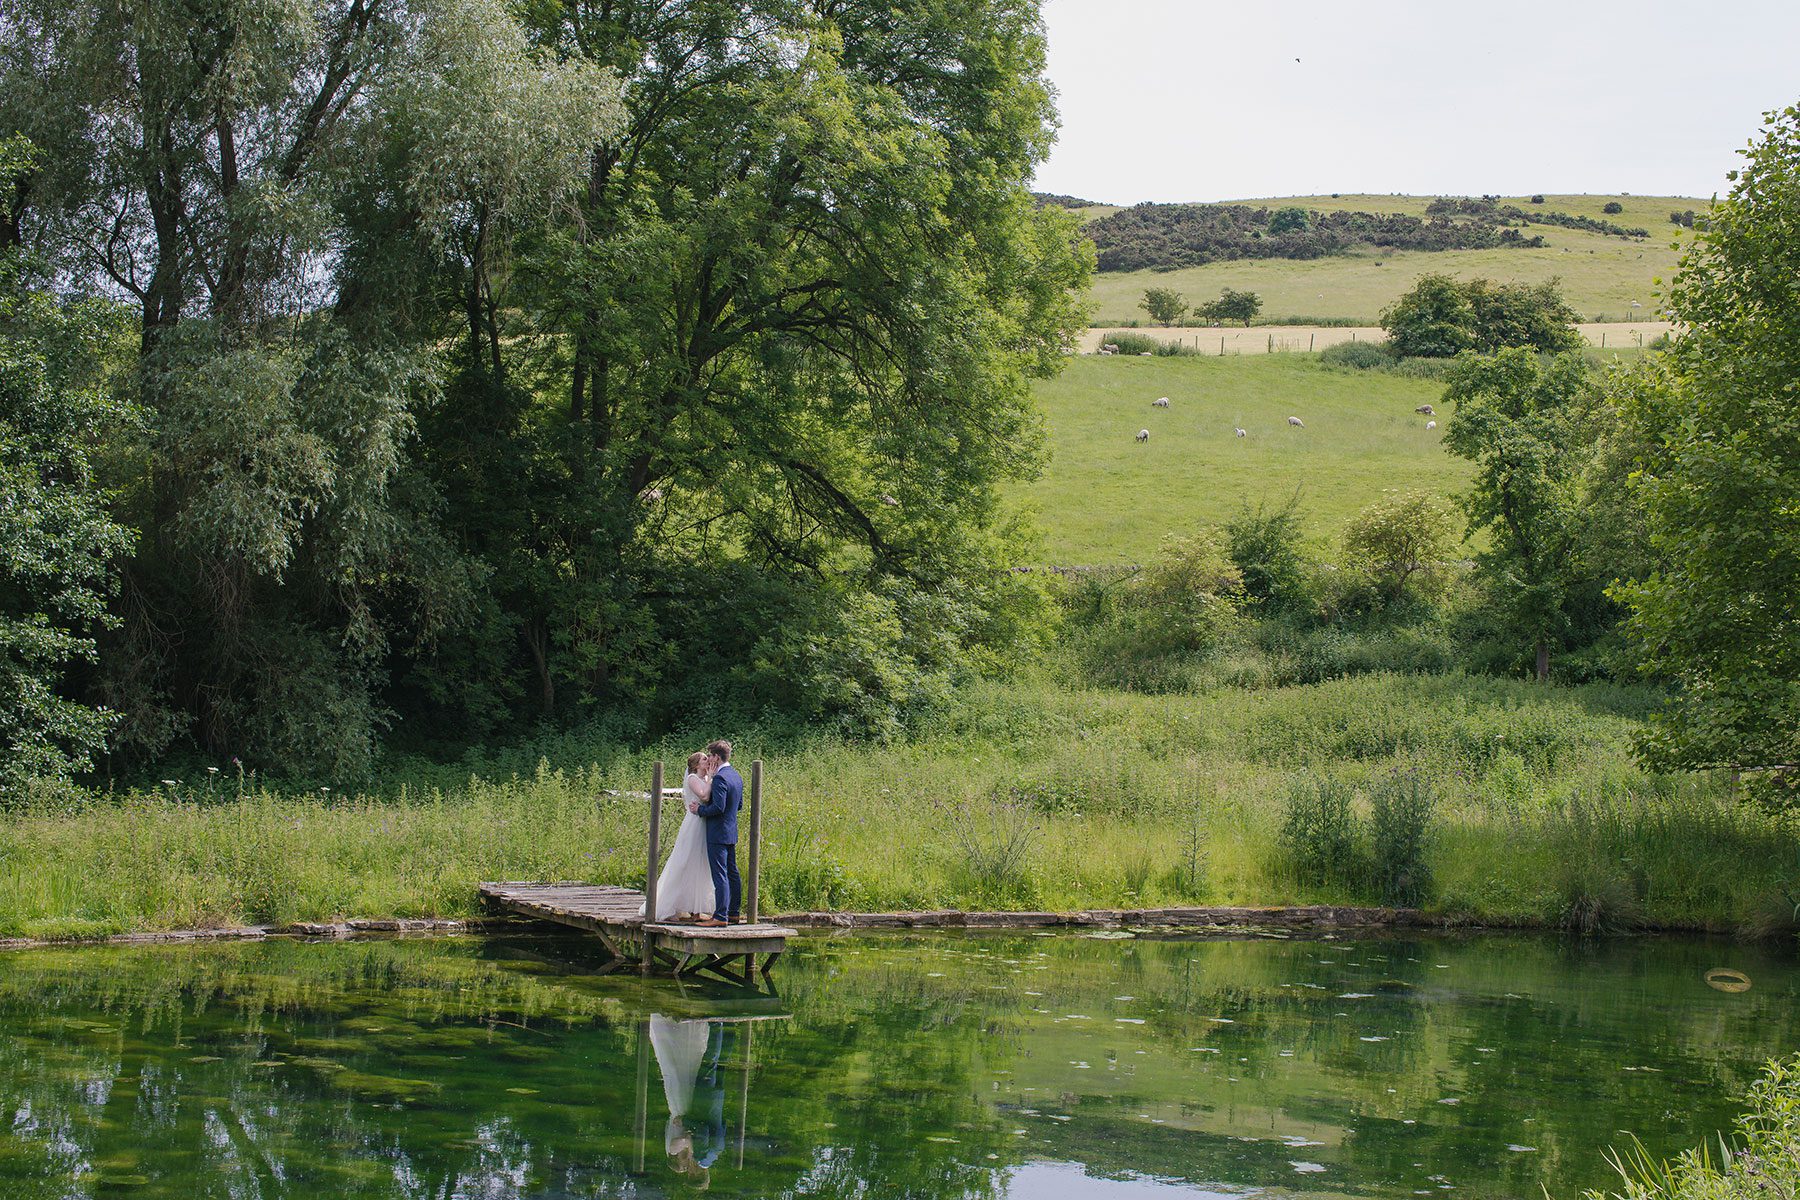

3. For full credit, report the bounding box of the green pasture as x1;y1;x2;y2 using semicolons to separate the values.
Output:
1013;354;1468;563
1076;193;1708;325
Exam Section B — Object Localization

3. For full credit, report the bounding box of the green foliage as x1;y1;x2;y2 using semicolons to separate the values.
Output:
1610;104;1800;792
0;259;135;799
1382;274;1583;358
1223;496;1311;614
1317;340;1395;370
1382;274;1478;358
1279;773;1361;890
1198;287;1264;326
1267;205;1311;235
1368;769;1434;906
3;0;1090;773
1443;349;1607;679
1141;286;1188;325
1060;534;1243;693
1603;201;1624;214
1341;490;1458;607
1101;331;1202;356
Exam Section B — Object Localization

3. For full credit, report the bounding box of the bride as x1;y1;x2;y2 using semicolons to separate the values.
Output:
644;751;718;922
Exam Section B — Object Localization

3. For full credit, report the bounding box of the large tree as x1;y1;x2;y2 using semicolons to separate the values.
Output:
3;0;622;774
0;238;134;800
1442;348;1599;681
1612;103;1800;797
401;0;1092;733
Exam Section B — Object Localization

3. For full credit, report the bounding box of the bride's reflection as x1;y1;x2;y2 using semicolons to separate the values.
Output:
652;1014;732;1187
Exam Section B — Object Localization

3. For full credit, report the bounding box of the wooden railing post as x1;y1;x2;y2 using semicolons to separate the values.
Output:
746;759;763;923
644;761;663;946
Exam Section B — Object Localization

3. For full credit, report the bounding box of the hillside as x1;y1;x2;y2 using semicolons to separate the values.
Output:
1072;193;1709;324
1011;354;1472;564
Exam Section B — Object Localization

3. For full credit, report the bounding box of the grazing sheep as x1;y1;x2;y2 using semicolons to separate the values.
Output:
1234;427;1247;438
1426;420;1437;430
1101;343;1119;355
1152;397;1170;408
1415;404;1435;415
1288;416;1304;427
880;494;900;506
1136;429;1150;443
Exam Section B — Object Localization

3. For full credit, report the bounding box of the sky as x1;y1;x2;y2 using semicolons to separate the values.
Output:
1032;0;1800;204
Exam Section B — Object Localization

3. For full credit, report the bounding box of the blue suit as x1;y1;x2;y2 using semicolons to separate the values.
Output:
696;763;743;920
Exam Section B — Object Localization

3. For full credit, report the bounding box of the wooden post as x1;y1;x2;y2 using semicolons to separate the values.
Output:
1309;333;1315;352
643;762;663;968
632;1018;649;1174
746;760;763;924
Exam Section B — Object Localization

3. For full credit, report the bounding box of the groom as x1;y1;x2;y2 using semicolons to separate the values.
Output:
690;739;742;927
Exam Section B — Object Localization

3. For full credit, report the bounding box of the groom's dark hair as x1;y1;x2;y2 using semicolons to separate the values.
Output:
707;739;732;762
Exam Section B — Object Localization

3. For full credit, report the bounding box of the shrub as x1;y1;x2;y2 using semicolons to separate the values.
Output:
1529;194;1545;204
1224;496;1311;614
1342;490;1459;607
1102;331;1202;356
1369;770;1435;905
1280;773;1361;888
941;793;1039;905
1318;339;1393;370
1381;273;1582;358
1602;201;1624;214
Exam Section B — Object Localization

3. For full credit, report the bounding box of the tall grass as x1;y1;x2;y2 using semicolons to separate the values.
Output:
2;673;1792;940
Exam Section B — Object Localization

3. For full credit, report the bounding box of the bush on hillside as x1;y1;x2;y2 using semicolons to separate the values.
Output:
1381;273;1583;357
1602;201;1624;214
1224;497;1312;615
1318;340;1394;370
1102;331;1202;356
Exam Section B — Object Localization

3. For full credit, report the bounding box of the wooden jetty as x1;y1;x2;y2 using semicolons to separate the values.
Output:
479;759;795;983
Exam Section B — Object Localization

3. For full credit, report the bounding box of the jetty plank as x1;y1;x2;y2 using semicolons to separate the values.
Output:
476;881;796;979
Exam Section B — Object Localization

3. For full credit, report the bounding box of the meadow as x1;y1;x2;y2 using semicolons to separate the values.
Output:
1011;353;1468;561
6;346;1772;944
3;672;1791;941
1077;193;1707;325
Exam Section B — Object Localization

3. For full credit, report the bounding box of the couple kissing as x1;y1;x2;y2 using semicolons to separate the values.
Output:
647;740;745;926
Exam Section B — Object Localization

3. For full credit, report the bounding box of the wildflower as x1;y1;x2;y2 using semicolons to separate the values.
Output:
161;779;177;787
206;766;219;775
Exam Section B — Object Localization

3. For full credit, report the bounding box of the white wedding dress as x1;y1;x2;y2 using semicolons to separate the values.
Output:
645;772;718;921
650;1014;710;1154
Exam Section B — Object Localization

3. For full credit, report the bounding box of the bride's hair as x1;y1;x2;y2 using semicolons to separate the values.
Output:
687;751;708;775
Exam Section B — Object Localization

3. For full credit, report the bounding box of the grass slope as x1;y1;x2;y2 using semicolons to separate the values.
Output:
1078;193;1708;325
1013;354;1465;563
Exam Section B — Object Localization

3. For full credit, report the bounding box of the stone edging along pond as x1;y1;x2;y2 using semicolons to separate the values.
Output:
0;904;1441;951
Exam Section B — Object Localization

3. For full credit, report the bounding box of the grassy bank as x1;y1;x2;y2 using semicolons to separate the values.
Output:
4;672;1793;941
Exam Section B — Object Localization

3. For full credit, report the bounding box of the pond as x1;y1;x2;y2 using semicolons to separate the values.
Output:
0;928;1792;1199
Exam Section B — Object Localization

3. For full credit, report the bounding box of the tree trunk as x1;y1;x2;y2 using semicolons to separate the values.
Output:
1535;638;1550;683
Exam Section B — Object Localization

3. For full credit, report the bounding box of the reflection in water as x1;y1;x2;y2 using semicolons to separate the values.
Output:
0;930;1793;1199
649;1014;770;1189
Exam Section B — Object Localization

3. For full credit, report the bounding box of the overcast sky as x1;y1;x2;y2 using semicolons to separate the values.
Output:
1032;0;1800;204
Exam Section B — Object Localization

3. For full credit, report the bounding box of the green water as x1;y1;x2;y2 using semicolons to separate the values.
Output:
0;930;1792;1199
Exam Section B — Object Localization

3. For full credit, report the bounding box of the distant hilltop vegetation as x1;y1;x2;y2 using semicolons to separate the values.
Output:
1077;196;1654;273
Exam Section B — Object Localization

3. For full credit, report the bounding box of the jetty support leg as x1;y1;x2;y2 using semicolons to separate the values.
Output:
747;760;763;924
642;761;663;973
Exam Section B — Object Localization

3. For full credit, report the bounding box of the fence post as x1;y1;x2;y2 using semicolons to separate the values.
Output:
643;761;663;941
746;760;763;923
